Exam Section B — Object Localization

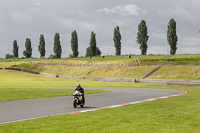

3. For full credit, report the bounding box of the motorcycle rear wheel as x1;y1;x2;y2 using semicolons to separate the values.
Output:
80;100;85;108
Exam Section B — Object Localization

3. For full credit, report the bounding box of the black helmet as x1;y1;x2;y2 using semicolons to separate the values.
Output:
77;84;81;87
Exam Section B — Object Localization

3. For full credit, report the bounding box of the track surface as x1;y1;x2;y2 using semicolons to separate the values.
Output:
0;87;185;124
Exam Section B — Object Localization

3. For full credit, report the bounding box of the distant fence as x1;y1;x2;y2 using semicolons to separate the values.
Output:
59;75;85;79
139;78;200;85
5;68;38;74
40;72;57;78
87;77;136;83
40;72;85;79
39;72;135;82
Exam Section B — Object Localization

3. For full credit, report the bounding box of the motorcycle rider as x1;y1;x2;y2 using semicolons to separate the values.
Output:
74;84;85;103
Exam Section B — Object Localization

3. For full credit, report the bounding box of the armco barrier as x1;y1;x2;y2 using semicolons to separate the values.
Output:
59;75;85;79
87;77;136;82
139;78;200;85
5;68;21;71
20;69;38;74
5;68;38;74
40;72;57;78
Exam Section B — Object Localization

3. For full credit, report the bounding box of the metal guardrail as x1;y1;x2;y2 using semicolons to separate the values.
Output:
139;78;200;85
5;68;38;74
87;77;136;82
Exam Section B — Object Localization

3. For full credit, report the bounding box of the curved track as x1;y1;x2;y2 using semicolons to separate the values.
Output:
0;87;186;124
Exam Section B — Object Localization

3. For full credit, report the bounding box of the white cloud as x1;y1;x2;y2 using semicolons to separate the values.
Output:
34;2;41;6
58;17;95;32
157;6;195;21
97;4;147;16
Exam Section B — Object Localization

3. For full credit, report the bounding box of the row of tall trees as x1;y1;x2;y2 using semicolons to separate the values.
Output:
136;18;178;55
112;18;178;56
9;31;102;59
9;18;178;58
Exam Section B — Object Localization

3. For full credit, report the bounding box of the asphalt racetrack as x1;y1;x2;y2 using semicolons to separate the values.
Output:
0;87;186;124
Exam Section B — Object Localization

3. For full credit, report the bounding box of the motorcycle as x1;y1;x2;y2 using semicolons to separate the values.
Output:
73;90;85;108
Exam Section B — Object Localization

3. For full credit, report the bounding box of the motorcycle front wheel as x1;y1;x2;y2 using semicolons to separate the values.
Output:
73;99;78;108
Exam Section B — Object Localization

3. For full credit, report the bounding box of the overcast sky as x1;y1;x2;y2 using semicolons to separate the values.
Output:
0;0;200;58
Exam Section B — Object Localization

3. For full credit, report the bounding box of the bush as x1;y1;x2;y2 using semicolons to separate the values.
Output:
69;54;75;58
5;54;14;59
48;54;57;59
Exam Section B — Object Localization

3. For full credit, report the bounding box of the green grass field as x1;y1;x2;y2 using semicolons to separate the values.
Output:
0;56;200;132
0;88;109;102
0;70;139;87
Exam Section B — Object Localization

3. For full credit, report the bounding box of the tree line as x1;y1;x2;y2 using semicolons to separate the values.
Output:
6;18;178;59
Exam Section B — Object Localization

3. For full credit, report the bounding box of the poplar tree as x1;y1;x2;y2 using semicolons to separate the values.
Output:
89;31;96;56
38;34;46;58
167;18;178;55
136;20;149;55
23;38;32;58
13;40;19;58
113;26;121;55
71;30;79;57
86;31;101;57
85;46;101;57
53;33;62;58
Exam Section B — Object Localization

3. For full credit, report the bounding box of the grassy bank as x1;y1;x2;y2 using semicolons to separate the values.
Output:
0;58;42;68
2;54;199;81
147;66;200;80
13;63;156;78
0;84;199;132
12;63;200;80
0;88;108;102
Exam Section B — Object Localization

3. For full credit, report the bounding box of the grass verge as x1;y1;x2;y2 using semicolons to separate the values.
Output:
147;66;200;80
0;88;109;102
0;84;200;132
0;70;140;87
